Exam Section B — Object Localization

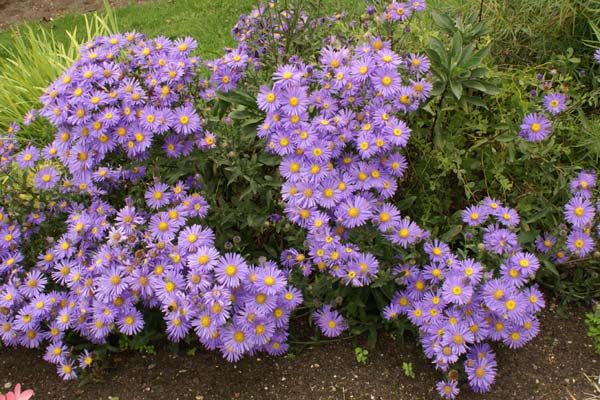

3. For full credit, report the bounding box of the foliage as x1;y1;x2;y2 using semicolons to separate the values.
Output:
0;1;118;140
586;303;600;356
402;361;415;378
354;346;369;364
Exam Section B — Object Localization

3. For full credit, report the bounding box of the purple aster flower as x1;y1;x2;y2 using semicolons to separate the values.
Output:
483;225;519;255
407;53;430;75
116;307;144;335
425;239;451;263
442;275;473;305
409;0;427;12
95;266;128;302
522;286;545;313
503;324;529;349
553;249;569;263
495;206;520;227
215;253;249;288
20;270;47;298
172;105;201;135
462;205;488;226
33;167;60;190
373;203;401;232
543;92;568;115
257;86;281;113
509;251;540;278
314;305;347;337
457;258;483;283
384;117;411;147
145;182;172;209
595;49;600;63
564;196;595;228
570;170;596;197
436;380;459;399
280;286;303;311
520;113;552;142
16;145;39;168
23;109;37;125
443;322;474;354
281;87;309;116
273;64;302;89
58;360;77;380
482;278;513;309
78;350;93;369
374;67;402;98
465;356;497;393
255;263;287;295
535;233;556;253
222;324;251;358
566;229;595;257
387;218;426;248
335;196;373;229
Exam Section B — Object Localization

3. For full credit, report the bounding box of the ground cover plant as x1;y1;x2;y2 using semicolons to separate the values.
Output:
0;0;600;399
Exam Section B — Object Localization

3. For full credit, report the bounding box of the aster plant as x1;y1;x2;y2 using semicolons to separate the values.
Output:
0;31;301;379
384;199;544;397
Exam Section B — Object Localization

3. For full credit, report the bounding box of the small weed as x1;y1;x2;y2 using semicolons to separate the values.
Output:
355;347;369;365
402;362;415;379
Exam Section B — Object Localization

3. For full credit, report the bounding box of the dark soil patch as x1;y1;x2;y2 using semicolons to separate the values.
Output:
0;302;597;400
0;0;154;29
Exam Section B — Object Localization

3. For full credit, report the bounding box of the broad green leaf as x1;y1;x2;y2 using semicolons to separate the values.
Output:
463;46;491;69
431;11;456;34
450;80;463;100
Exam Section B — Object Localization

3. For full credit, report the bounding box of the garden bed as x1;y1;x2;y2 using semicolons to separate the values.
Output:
1;1;600;399
0;302;596;400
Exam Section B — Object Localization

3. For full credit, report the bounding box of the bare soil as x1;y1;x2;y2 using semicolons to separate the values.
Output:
0;302;597;400
0;0;153;28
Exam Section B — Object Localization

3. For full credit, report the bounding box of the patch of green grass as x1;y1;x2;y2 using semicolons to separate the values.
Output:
0;0;255;60
0;0;372;62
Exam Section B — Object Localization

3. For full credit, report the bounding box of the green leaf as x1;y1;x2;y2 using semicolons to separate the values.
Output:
441;225;462;242
258;153;281;166
431;11;456;34
428;37;449;69
397;195;417;210
470;67;488;78
450;33;463;63
463;95;487;108
450;80;463;100
542;259;559;277
461;79;488;92
367;327;378;348
463;46;490;69
216;90;258;109
229;108;260;120
429;80;446;96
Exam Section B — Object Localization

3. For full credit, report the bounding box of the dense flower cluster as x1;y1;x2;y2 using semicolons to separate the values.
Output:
0;2;559;397
34;32;214;195
382;199;544;398
258;35;431;287
536;170;599;262
0;174;301;377
0;33;301;379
